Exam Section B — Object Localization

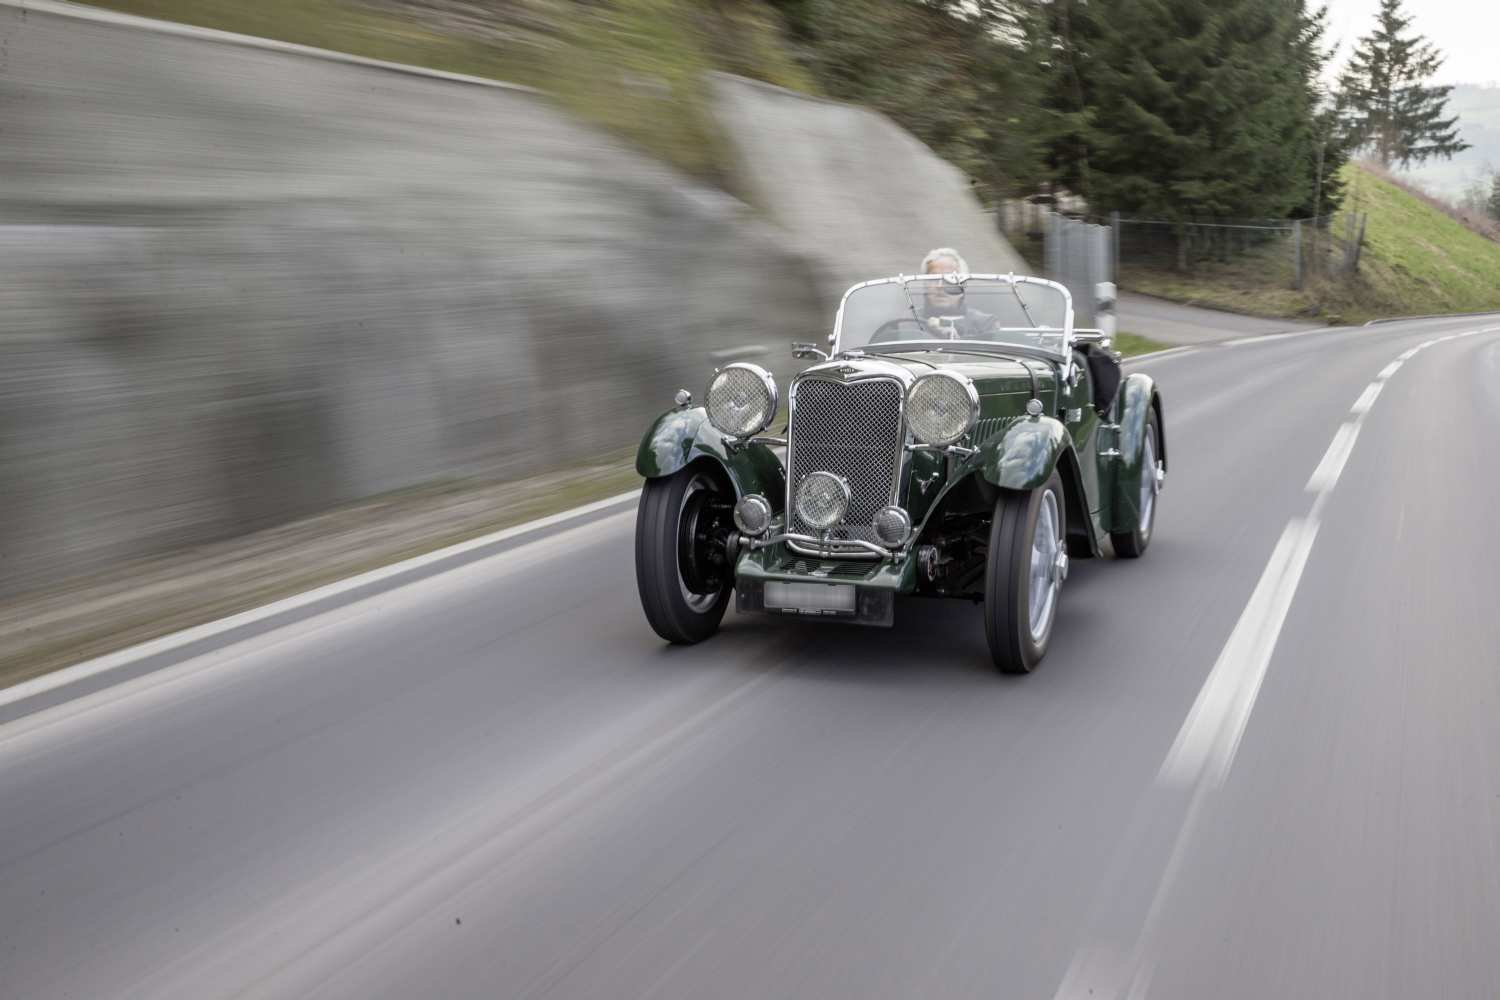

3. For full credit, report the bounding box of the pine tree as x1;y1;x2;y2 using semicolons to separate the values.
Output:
1489;174;1500;223
1062;0;1326;221
1335;0;1469;169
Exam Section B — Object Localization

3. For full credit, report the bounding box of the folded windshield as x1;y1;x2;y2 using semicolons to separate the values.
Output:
837;276;1070;354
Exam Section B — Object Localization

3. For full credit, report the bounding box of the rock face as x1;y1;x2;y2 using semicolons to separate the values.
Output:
0;5;1021;597
711;73;1027;298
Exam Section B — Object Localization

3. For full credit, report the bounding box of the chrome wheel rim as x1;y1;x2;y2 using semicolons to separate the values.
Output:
1139;434;1158;534
1028;490;1062;642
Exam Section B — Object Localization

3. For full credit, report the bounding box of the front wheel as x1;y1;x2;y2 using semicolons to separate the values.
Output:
984;471;1067;674
635;468;734;644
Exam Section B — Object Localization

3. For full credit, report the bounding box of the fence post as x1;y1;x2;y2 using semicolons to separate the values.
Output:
1350;213;1368;273
1292;220;1303;290
1047;211;1061;282
1110;210;1120;278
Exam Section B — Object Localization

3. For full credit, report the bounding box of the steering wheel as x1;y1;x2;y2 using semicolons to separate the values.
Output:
869;318;928;343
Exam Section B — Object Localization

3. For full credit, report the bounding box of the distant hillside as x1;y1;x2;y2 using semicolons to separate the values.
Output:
1397;83;1500;198
1123;163;1500;324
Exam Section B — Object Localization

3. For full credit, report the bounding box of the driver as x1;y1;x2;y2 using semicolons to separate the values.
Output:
918;247;996;339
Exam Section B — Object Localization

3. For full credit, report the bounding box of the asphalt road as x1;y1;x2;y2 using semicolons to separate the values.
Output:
3;315;1499;1000
1117;291;1319;345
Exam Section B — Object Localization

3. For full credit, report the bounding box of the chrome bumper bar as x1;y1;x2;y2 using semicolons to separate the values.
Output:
746;531;895;559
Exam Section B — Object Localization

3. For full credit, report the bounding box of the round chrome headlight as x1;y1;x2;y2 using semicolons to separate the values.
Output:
733;494;772;537
706;363;777;438
906;372;979;446
794;472;850;531
872;506;912;547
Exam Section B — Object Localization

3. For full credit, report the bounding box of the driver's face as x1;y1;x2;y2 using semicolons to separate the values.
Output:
923;259;963;313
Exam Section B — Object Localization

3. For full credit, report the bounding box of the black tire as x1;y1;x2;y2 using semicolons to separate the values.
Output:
984;470;1067;674
1111;411;1161;559
635;468;734;644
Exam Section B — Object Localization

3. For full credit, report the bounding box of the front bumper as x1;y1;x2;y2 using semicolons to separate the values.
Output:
734;544;917;627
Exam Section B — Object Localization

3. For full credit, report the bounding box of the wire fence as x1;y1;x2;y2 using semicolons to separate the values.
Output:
998;198;1370;293
1110;212;1365;289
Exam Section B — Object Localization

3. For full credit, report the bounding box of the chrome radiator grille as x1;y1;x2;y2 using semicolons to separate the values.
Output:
787;377;905;545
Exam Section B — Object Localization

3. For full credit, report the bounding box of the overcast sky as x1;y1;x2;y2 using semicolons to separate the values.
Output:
1319;0;1499;85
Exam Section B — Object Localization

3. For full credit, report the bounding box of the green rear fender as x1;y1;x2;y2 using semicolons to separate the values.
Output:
636;406;786;504
1107;373;1166;532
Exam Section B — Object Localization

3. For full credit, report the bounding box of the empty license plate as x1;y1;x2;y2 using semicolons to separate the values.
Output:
764;582;856;615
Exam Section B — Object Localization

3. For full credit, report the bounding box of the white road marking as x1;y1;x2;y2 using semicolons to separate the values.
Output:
1156;518;1320;789
0;489;642;720
1056;324;1499;1000
1304;421;1363;494
1350;382;1384;415
1221;329;1325;347
1122;345;1200;364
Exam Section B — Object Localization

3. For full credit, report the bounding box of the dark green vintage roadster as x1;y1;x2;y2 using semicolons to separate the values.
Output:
634;272;1165;672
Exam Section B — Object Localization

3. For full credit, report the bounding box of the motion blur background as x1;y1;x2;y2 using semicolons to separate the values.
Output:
0;0;1027;600
3;0;1498;631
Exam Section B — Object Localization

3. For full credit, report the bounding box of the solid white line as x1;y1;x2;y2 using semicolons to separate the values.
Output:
1;0;539;94
0;489;641;713
1121;345;1200;364
1220;328;1326;347
1349;382;1384;415
1156;517;1321;789
1305;421;1362;494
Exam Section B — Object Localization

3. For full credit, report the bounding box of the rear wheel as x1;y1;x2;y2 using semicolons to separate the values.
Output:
1111;412;1161;558
635;468;734;644
984;471;1067;674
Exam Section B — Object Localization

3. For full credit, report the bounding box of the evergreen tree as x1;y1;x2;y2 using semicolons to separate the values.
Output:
1335;0;1469;169
1033;0;1102;201
1489;174;1500;223
1061;0;1328;220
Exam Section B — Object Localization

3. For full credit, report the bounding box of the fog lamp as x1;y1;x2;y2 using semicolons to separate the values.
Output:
794;472;850;531
733;494;773;537
872;506;912;547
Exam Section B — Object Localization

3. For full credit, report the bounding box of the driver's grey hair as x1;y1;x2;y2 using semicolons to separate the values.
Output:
921;247;968;274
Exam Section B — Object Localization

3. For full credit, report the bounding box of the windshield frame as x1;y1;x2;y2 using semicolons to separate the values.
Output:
831;273;1075;360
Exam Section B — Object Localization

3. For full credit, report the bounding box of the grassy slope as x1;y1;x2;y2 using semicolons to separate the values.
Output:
1113;332;1173;357
1124;164;1500;324
81;0;813;184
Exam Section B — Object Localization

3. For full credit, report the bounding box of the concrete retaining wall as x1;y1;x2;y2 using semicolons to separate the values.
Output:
0;5;1017;597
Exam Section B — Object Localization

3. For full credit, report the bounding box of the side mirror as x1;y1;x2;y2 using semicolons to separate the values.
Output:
792;341;829;361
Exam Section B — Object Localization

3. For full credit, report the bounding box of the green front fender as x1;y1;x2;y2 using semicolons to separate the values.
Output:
976;415;1100;556
1106;373;1166;533
636;406;786;504
979;416;1072;491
